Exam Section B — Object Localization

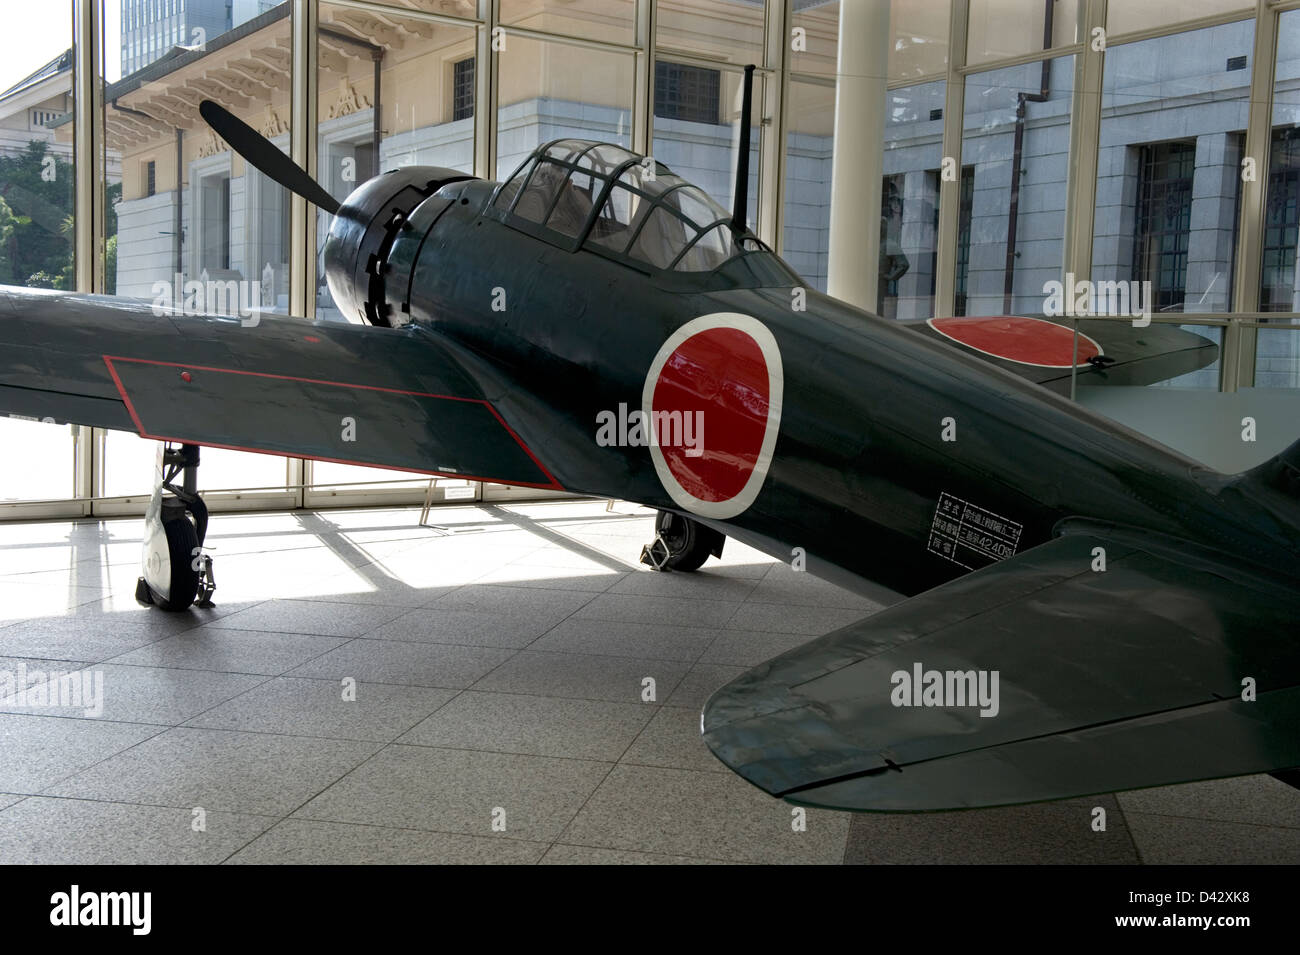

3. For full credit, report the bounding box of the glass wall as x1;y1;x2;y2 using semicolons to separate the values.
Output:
101;0;295;509
1090;21;1251;318
658;0;765;66
0;1;76;503
651;64;761;233
790;0;837;80
497;35;634;181
500;0;636;45
960;55;1074;317
1082;20;1253;390
785;1;947;300
306;5;480;500
881;80;946;319
889;0;949;81
317;2;478;315
782;78;833;291
1257;10;1300;392
1107;0;1252;39
967;0;1077;67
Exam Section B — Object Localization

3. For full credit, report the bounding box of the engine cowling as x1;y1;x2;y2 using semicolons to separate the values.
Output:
322;166;475;326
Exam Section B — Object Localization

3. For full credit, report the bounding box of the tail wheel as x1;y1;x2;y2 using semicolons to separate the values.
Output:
647;510;723;572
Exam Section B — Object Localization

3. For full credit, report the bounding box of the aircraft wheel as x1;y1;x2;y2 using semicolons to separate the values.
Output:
154;517;201;611
648;510;718;572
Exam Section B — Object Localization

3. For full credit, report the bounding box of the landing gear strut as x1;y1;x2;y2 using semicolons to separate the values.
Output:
135;443;215;611
640;509;725;572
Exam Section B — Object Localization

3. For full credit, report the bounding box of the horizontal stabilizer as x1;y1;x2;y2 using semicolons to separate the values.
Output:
906;316;1218;392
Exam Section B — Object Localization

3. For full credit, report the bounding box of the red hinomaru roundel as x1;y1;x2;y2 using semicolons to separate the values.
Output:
641;313;784;520
926;315;1103;368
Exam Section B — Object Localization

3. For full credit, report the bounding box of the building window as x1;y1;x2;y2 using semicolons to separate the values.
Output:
29;109;59;129
353;142;376;185
452;56;474;121
954;166;974;316
1262;127;1300;312
1133;141;1195;313
199;173;231;272
654;61;721;125
145;160;156;198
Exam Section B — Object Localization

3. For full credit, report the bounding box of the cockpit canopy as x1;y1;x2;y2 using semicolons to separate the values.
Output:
491;139;755;272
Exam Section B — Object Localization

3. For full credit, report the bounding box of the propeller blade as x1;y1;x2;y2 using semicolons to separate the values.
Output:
198;99;341;215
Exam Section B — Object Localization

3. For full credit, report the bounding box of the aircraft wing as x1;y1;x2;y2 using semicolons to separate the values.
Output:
701;523;1300;811
905;316;1219;392
0;286;561;489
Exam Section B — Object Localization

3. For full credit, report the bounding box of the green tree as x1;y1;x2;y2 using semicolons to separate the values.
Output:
0;142;121;292
0;141;74;289
0;194;31;286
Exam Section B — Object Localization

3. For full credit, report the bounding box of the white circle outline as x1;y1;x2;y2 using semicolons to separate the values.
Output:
641;312;784;520
925;316;1104;369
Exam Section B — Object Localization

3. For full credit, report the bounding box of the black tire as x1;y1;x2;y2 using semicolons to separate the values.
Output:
654;510;714;572
155;517;200;611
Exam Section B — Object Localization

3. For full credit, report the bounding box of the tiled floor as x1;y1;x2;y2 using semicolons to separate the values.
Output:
0;500;1296;864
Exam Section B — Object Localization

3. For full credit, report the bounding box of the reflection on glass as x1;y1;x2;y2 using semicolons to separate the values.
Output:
652;68;759;235
960;56;1074;316
1166;324;1223;389
782;79;834;291
1257;14;1300;394
1091;21;1251;319
313;4;477;492
883;80;945;319
496;36;633;181
499;0;635;46
967;0;1077;67
792;0;947;83
1255;326;1300;389
657;0;764;66
0;0;76;293
889;0;949;81
101;1;294;499
1108;0;1250;37
781;76;944;312
0;0;77;501
1263;11;1300;317
791;0;839;79
316;4;477;319
105;2;293;308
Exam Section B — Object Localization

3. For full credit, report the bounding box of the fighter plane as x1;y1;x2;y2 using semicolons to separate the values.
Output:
0;92;1295;813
